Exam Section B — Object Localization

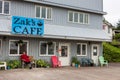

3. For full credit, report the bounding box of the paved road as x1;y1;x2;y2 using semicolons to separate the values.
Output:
0;64;120;80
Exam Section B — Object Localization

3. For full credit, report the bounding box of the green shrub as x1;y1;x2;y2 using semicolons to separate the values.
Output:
71;57;78;64
36;59;50;68
103;42;120;62
7;60;21;69
71;57;80;65
111;40;120;46
76;60;80;65
114;33;120;40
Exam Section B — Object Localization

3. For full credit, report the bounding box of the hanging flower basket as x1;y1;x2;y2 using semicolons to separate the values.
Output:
17;40;24;46
47;42;53;45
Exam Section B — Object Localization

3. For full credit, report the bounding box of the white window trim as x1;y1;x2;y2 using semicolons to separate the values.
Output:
68;11;73;22
77;43;87;56
39;41;56;56
47;7;52;20
0;1;10;15
84;13;90;24
73;12;79;23
35;5;52;20
9;40;29;56
35;5;39;18
41;6;46;19
79;12;84;24
0;39;2;55
68;11;89;24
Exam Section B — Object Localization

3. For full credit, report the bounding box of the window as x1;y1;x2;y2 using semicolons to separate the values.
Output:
68;11;89;24
0;1;10;14
41;7;46;18
47;8;52;19
74;12;79;22
39;41;56;56
0;1;2;13
77;43;87;56
36;6;52;20
68;11;73;22
79;13;84;23
0;40;2;54
103;25;106;30
93;46;98;56
108;27;111;33
84;14;89;24
36;6;40;18
9;40;28;56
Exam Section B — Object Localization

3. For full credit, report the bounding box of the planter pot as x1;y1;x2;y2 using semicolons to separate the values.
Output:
72;63;75;67
75;64;78;68
46;66;50;68
78;65;80;68
7;66;11;70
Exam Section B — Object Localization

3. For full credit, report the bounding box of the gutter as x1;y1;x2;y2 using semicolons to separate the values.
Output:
0;31;112;42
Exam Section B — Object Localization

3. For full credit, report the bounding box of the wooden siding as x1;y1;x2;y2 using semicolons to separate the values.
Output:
10;1;103;30
0;36;102;61
44;0;103;11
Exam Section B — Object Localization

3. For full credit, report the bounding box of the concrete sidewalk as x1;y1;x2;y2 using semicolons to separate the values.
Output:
0;64;120;80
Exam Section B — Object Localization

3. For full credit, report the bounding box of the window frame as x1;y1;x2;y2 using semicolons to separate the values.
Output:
68;11;89;24
79;13;84;24
35;5;52;20
77;43;87;56
108;27;111;33
0;1;10;15
0;39;2;55
39;41;56;56
68;11;73;22
84;13;89;24
9;40;29;56
74;12;79;23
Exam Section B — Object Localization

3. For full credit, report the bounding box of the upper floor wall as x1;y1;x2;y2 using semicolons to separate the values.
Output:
0;0;111;42
103;24;113;38
42;0;103;11
1;0;103;30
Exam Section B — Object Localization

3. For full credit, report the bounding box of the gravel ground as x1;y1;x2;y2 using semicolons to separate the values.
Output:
0;63;120;80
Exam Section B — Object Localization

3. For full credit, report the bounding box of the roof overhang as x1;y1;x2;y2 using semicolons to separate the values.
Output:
44;24;112;42
0;19;112;42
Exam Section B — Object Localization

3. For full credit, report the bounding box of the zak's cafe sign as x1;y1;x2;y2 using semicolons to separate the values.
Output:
12;16;44;35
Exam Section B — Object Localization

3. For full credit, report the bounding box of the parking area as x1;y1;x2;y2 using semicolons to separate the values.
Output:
0;63;120;80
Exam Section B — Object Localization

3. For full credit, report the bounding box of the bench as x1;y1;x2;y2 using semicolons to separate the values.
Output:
0;62;7;70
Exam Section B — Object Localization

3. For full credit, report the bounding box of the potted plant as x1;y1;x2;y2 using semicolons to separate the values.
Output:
71;57;78;67
75;61;80;68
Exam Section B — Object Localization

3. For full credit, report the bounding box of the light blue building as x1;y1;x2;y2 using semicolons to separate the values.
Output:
0;0;111;66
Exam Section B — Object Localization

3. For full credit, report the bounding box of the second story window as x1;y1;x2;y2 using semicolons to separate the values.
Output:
36;6;52;20
68;11;89;24
0;1;10;14
108;27;111;33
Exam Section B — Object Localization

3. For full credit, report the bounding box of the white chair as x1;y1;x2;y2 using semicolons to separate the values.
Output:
0;62;7;70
